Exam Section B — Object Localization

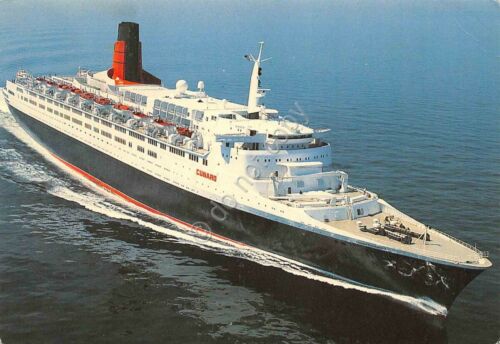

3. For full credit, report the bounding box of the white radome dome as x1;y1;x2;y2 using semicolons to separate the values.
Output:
175;80;188;93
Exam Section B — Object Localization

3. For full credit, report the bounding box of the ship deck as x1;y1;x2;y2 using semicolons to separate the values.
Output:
325;211;490;267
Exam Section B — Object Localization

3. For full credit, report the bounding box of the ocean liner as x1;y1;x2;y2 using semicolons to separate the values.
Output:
1;22;491;308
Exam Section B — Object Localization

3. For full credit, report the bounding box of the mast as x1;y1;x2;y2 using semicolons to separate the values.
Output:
245;42;271;116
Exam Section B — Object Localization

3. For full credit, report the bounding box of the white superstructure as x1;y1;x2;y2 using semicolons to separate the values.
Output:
3;43;490;269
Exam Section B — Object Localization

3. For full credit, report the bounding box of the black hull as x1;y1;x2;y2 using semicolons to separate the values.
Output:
8;105;485;308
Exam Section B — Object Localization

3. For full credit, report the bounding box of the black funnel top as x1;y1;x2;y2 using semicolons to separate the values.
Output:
117;22;141;82
117;22;139;42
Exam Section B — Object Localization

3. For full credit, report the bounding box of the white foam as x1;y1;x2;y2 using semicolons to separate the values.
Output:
0;110;448;316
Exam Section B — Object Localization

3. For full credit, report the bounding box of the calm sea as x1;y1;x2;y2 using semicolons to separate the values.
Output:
0;1;498;343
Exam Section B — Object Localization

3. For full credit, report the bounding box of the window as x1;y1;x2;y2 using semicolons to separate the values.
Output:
148;138;158;146
160;143;167;150
72;118;82;126
169;147;185;157
357;208;364;216
85;123;92;129
38;104;45;110
115;125;127;134
137;146;145;153
115;136;126;145
268;133;313;140
93;127;99;133
72;108;82;115
189;154;199;162
102;120;112;128
129;131;145;141
193;110;204;121
147;150;157;158
101;130;112;139
202;159;208;166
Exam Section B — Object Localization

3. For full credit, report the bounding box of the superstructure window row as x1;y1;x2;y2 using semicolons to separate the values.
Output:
268;133;313;140
153;100;192;127
115;136;126;145
114;125;127;134
129;131;145;141
169;146;185;157
101;130;112;139
147;150;157;158
124;91;147;105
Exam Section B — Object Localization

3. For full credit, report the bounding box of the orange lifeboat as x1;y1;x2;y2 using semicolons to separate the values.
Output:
177;127;193;137
113;103;130;111
154;118;175;126
80;92;95;100
95;97;111;106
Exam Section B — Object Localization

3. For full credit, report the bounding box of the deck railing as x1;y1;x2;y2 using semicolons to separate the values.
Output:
430;227;489;258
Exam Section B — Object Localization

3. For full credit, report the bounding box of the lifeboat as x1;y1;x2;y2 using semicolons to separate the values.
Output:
95;97;111;106
154;118;175;126
133;111;146;118
177;127;193;138
113;103;130;111
80;92;95;100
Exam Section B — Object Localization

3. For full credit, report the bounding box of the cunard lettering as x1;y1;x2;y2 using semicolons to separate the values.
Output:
196;169;217;182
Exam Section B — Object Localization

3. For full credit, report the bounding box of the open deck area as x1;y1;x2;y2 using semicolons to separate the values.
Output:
326;210;490;266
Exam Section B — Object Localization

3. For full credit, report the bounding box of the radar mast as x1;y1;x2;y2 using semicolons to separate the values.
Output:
245;42;271;117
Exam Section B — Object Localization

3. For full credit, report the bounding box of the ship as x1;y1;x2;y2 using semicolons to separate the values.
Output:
1;22;491;309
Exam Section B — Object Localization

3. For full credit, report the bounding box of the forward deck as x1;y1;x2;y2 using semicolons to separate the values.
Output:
326;209;490;267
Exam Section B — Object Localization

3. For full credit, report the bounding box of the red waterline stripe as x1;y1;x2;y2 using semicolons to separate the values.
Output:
49;152;247;247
